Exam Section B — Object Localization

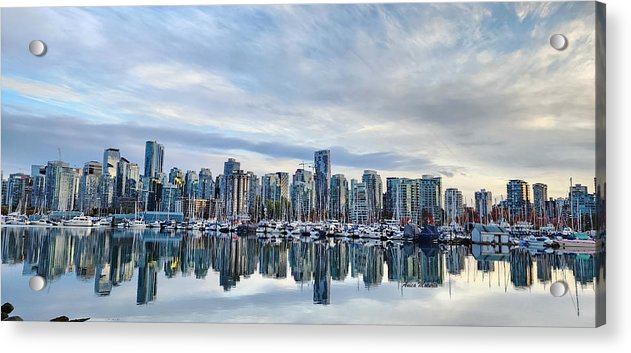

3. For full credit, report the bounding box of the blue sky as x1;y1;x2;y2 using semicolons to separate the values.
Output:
1;2;598;199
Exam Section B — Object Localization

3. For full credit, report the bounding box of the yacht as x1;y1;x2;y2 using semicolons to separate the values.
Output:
147;220;161;228
63;216;94;227
556;233;602;249
97;217;112;227
30;217;53;226
129;219;147;229
525;235;554;248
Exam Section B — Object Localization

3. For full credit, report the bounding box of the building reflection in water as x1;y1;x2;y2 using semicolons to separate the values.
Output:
1;227;603;307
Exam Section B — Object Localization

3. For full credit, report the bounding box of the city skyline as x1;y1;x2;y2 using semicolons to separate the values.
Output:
2;3;597;200
1;140;595;209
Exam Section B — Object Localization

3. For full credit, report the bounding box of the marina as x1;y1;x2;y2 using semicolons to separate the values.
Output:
1;225;603;325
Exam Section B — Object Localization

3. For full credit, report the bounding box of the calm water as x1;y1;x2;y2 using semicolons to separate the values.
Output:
1;226;604;326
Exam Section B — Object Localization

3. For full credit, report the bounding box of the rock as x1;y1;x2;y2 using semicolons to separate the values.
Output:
50;316;70;322
5;316;23;321
1;312;8;320
69;318;90;322
1;302;14;314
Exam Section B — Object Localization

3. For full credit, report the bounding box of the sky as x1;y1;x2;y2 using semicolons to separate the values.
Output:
1;2;598;201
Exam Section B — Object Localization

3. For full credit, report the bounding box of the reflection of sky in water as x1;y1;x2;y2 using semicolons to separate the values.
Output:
1;227;602;326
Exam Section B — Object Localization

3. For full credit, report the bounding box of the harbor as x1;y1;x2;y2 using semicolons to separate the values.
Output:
1;224;603;325
0;213;604;251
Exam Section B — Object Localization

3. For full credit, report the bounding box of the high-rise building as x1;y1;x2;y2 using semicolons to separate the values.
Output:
221;158;240;208
128;163;141;198
384;177;417;223
569;184;596;221
30;165;47;210
362;170;383;223
314;150;331;219
6;173;32;212
475;189;493;222
1;176;8;207
98;174;115;209
291;169;315;221
144;141;164;179
262;173;280;204
159;183;181;212
329;174;349;222
507;179;530;221
184;170;198;198
418;175;442;224
142;176;163;212
532;183;548;217
114;157;130;206
350;179;368;225
168;167;184;187
247;172;259;218
197;168;214;200
276;172;290;203
444;188;463;223
225;170;251;218
103;148;120;177
45;161;77;211
78;161;102;213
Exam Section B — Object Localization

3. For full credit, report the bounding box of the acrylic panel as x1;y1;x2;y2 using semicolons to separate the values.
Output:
0;2;606;326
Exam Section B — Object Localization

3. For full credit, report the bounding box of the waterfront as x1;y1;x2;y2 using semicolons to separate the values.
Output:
1;226;603;326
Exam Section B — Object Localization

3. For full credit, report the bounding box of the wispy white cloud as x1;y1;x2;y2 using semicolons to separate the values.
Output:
1;2;598;198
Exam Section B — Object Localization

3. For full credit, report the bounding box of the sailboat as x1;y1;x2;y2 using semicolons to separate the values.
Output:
128;201;146;229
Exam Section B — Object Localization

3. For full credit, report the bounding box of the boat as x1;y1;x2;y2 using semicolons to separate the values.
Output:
5;213;30;225
97;217;112;227
556;233;602;249
146;220;161;228
161;220;177;230
525;235;554;248
63;215;94;227
128;219;147;229
30;217;53;226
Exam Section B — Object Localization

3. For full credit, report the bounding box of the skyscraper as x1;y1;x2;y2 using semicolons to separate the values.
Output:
569;184;595;221
184;170;198;198
45;160;77;211
225;170;251;218
160;183;182;212
102;148;120;177
144;141;164;179
221;158;240;209
115;157;130;206
350;179;368;225
362;170;383;223
329;174;349;222
248;172;260;219
532;183;548;218
291;169;315;221
78;161;102;213
168;167;184;187
197;168;214;200
475;189;493;223
262;173;280;204
418;175;442;224
276;172;290;203
314;150;331;219
507;179;530;221
385;177;417;223
444;188;463;223
30;165;47;210
6;173;32;212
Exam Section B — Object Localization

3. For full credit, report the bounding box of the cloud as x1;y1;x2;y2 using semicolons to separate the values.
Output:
0;3;598;198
